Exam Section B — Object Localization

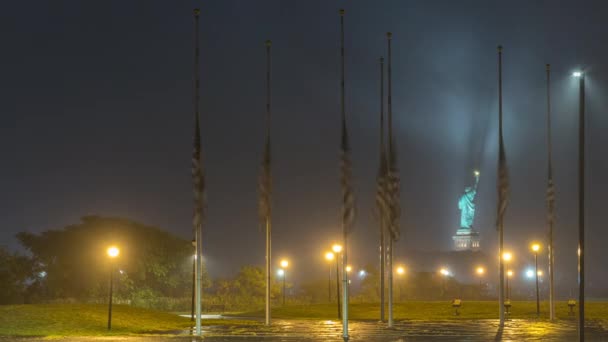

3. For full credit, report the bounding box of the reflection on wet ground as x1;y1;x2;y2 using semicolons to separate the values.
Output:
3;319;607;341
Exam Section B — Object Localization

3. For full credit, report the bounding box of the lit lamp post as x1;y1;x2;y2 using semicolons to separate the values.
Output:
476;266;485;296
332;244;343;319
502;252;512;300
106;246;119;330
279;259;289;305
531;243;541;316
439;268;450;299
506;270;513;299
325;252;334;303
396;266;405;301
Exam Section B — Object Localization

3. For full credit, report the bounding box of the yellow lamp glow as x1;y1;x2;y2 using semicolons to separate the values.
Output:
396;266;405;275
346;265;352;273
531;243;541;252
107;246;119;258
507;270;513;277
476;267;485;275
325;252;334;261
502;252;512;262
332;244;342;253
280;259;289;268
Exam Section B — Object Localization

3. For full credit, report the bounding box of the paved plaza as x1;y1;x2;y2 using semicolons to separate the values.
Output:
3;319;607;341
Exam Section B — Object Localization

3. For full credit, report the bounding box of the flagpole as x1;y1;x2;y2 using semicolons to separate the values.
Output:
386;32;394;328
497;45;505;327
339;8;350;341
192;8;203;336
546;64;555;321
577;69;585;342
264;39;272;327
379;56;386;323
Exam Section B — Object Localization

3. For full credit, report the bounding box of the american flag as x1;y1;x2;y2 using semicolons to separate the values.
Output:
547;176;555;224
192;113;205;235
496;137;509;229
341;119;355;235
387;139;401;241
375;146;390;225
258;135;272;228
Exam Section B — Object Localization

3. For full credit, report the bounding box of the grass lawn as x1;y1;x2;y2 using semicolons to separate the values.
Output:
234;301;608;321
0;304;258;337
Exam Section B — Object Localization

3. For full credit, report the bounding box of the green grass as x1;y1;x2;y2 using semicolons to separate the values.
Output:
0;304;258;337
233;301;608;321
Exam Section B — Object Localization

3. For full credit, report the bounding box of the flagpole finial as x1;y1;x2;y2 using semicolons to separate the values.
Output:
546;63;551;71
193;8;200;16
497;45;503;52
265;40;272;47
339;9;345;16
386;32;392;39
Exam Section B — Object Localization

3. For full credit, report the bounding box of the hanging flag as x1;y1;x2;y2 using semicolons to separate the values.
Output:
387;140;401;241
258;128;272;228
496;139;509;229
341;119;355;235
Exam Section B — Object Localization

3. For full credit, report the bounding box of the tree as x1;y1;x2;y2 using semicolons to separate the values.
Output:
16;216;202;301
0;247;35;304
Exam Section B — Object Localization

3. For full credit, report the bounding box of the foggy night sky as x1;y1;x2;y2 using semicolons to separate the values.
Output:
1;1;607;290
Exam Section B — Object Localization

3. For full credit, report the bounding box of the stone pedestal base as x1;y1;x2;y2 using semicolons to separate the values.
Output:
453;229;480;251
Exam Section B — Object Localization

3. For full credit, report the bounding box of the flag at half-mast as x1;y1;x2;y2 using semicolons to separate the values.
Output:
258;125;272;227
341;117;355;235
192;108;205;234
496;135;509;229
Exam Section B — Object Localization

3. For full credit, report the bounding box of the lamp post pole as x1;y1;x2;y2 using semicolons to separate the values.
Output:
106;246;119;330
108;265;114;330
336;254;341;318
577;71;585;342
329;264;332;302
535;251;540;317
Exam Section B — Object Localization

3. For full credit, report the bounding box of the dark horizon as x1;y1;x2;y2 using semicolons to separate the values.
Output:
1;1;607;291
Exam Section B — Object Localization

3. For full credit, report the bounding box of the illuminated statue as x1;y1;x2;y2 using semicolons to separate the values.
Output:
458;170;480;230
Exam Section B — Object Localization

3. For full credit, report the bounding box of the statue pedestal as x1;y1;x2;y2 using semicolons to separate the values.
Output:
452;228;480;251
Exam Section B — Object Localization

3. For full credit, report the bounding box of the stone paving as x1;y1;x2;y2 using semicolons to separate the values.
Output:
2;319;607;341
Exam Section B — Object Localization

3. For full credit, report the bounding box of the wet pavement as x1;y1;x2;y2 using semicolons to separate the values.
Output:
2;319;607;341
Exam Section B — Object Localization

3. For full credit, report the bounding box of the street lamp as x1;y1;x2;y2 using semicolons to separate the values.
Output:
506;270;513;300
476;266;485;289
396;266;405;275
325;252;334;302
345;265;352;273
573;69;585;342
531;243;541;316
279;259;289;305
439;268;450;299
106;246;119;330
502;252;512;300
331;244;342;318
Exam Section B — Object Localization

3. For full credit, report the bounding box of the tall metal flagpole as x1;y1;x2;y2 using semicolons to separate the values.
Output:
577;70;585;342
378;56;386;323
386;32;395;328
338;8;355;341
546;64;556;321
497;45;506;327
192;8;204;336
263;39;273;327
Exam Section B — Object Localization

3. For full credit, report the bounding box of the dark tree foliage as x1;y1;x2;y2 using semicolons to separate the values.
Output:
0;247;36;304
17;216;197;301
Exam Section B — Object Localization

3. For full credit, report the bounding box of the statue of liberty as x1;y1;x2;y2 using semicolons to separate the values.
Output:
458;170;480;230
